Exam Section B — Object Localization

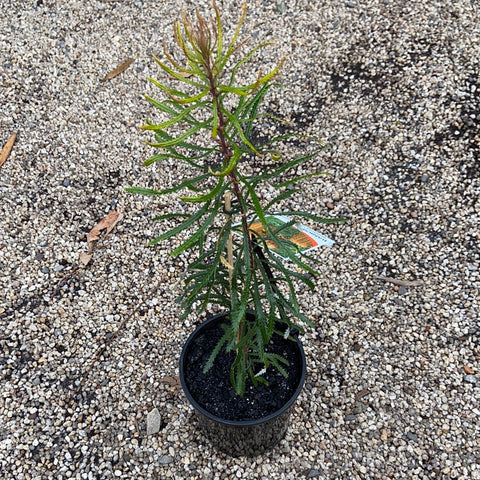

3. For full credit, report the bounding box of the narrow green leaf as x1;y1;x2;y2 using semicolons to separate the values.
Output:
277;295;313;328
147;76;192;99
264;188;299;211
279;211;349;224
153;202;209;242
227;42;274;91
268;252;315;290
143;150;211;168
222;58;284;97
213;1;224;65
152;54;206;89
271;172;327;189
179;177;224;203
162;46;196;76
211;99;219;138
239;174;267;225
170;201;220;256
203;327;230;373
141;101;208;131
252;57;285;89
231;356;246;397
152;213;189;221
149;76;210;104
224;4;247;63
261;152;317;180
218;84;252;96
182;222;231;304
144;96;199;126
240;83;272;139
127;173;209;199
147;120;211;148
224;109;261;155
125;187;163;196
265;353;288;377
208;143;241;177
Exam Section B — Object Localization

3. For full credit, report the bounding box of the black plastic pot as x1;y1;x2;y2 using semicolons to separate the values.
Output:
179;312;306;457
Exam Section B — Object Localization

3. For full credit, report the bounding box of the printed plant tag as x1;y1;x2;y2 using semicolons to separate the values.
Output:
235;214;334;260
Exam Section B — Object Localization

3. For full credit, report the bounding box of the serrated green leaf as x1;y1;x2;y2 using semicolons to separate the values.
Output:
203;326;230;373
169;201;220;256
153;202;209;242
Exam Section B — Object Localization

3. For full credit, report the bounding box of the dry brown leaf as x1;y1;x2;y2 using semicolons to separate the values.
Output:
463;365;474;374
86;209;124;251
79;252;93;267
169;71;193;79
0;132;16;170
102;58;135;81
355;389;370;401
374;275;424;287
160;375;181;388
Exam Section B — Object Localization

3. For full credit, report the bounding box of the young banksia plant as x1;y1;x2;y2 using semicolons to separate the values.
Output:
127;2;343;396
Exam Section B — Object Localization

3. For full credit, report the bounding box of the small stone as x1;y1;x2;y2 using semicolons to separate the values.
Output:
346;1;356;7
420;174;429;183
406;432;419;442
345;414;356;421
157;455;174;465
307;469;323;478
464;375;477;384
398;286;407;296
146;407;162;435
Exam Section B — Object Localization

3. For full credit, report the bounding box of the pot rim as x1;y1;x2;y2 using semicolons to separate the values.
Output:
179;312;307;427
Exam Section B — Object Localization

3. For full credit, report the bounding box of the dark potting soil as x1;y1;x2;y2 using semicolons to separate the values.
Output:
182;316;304;421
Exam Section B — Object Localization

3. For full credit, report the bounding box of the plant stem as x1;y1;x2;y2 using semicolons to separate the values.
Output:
224;192;233;288
205;62;254;358
205;65;255;270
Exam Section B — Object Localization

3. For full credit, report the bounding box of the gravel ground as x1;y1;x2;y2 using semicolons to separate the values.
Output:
1;0;479;479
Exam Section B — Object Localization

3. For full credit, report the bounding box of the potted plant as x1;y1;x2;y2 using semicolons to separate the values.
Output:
127;2;344;456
